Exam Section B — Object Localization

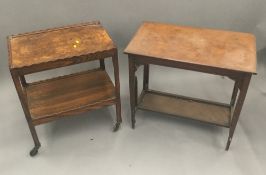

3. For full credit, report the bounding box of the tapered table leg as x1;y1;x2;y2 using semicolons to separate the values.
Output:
226;74;251;150
128;57;136;129
143;64;149;91
11;71;41;156
112;50;122;132
230;80;239;108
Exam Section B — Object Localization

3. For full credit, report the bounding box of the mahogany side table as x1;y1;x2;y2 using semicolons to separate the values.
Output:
8;21;122;156
124;22;256;150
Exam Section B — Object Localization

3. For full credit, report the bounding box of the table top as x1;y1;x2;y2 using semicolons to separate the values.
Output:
124;22;256;73
8;21;116;69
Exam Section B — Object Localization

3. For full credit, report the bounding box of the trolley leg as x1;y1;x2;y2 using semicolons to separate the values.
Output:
112;50;122;132
11;71;41;156
99;59;105;70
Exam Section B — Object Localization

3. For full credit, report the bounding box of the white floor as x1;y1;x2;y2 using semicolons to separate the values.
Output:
0;50;266;175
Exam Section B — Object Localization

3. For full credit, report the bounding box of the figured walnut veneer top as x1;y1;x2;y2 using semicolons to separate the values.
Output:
8;22;116;69
125;22;257;73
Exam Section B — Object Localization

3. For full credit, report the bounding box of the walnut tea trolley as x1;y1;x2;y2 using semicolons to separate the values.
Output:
124;22;256;150
8;21;122;156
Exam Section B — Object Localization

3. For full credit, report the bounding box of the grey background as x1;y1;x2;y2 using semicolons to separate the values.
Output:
0;0;266;174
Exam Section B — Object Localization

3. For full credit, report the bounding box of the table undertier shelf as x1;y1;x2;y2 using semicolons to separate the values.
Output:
26;69;116;125
138;90;231;127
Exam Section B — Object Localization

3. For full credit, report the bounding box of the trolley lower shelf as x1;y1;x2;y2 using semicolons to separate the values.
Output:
26;69;116;125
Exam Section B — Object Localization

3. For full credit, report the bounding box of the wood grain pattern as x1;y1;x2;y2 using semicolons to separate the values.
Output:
9;21;116;69
26;69;116;124
124;21;256;73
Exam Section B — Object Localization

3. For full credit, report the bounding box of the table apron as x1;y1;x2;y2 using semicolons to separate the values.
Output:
131;54;249;80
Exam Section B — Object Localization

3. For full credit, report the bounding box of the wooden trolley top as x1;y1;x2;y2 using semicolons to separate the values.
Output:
8;21;116;69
